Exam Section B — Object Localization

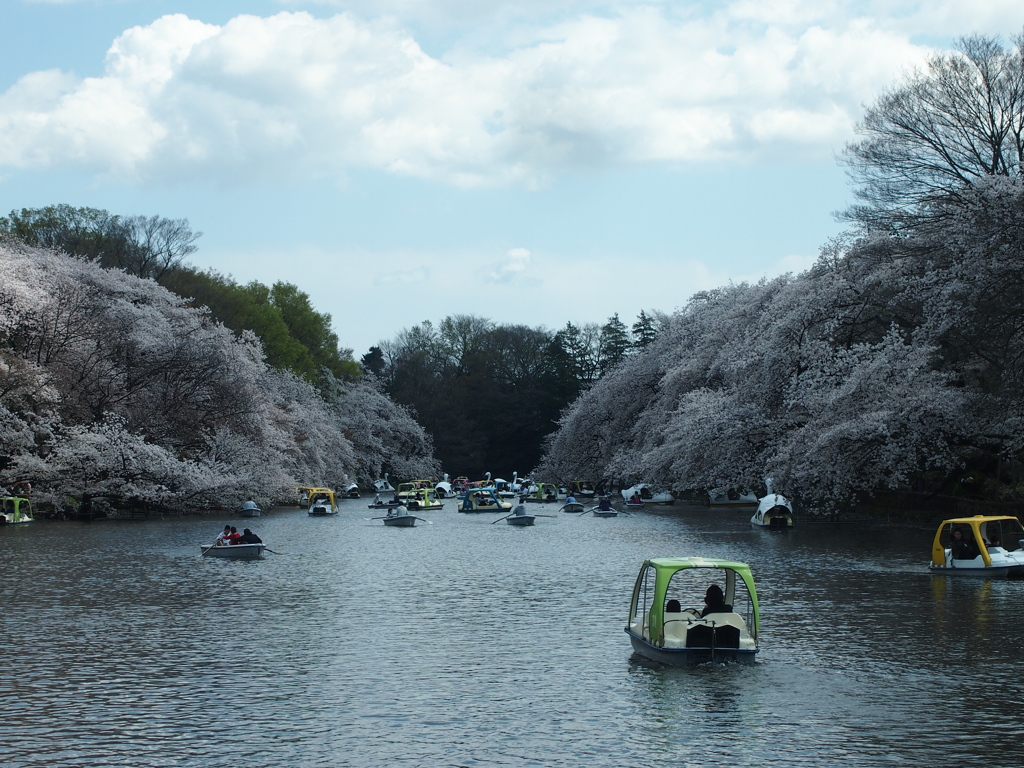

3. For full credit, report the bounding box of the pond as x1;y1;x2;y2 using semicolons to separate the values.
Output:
3;499;1023;767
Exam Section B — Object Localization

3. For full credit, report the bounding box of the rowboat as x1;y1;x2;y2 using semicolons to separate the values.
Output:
708;488;758;508
239;500;261;518
374;505;430;527
929;515;1024;577
625;557;760;665
200;543;265;560
559;501;585;514
1;495;34;525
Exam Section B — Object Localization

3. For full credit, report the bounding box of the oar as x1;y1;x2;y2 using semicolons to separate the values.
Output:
413;517;433;524
492;512;514;524
533;513;558;518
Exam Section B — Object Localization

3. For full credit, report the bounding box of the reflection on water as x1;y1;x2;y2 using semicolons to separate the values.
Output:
4;503;1024;766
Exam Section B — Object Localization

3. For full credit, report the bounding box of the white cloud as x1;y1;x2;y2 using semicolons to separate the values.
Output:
0;4;993;187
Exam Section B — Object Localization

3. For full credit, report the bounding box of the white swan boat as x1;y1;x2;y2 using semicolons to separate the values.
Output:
751;480;793;528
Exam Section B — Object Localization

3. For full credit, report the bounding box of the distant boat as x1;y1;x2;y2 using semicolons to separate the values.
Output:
751;480;793;529
373;474;396;493
459;488;512;513
708;488;758;508
0;495;34;525
374;505;431;527
239;500;261;518
621;483;674;505
559;501;585;514
307;488;338;516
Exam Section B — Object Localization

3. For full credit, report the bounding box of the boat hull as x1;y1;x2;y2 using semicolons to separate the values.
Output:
593;510;619;517
383;515;417;527
308;508;337;516
200;543;265;560
560;502;585;514
626;630;757;666
506;515;535;526
929;563;1024;578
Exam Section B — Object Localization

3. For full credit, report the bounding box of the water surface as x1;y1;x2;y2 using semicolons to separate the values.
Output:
3;501;1023;767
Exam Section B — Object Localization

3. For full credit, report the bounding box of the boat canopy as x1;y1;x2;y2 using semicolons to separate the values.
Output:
1;495;34;523
628;557;760;647
931;515;1024;567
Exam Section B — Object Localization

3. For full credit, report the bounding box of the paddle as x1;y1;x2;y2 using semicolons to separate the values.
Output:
491;513;513;524
413;517;433;524
263;547;282;554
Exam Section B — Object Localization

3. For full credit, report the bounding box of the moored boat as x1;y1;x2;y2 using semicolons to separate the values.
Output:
625;557;760;665
200;542;265;559
0;495;34;525
622;483;674;505
929;515;1024;577
708;488;758;508
373;474;396;493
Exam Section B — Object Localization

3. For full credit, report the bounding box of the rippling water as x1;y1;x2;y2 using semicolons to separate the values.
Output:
3;500;1024;767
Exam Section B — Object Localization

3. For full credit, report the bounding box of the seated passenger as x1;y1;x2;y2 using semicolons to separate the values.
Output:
238;528;262;544
700;584;732;617
665;599;681;613
951;528;979;560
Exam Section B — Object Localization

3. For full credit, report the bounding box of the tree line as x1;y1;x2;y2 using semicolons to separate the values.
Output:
534;32;1024;512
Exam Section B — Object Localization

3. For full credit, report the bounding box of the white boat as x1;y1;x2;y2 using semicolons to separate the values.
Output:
307;488;338;516
1;495;34;525
621;484;674;505
625;557;760;665
239;500;261;518
751;480;793;528
343;483;360;499
708;488;758;507
929;516;1024;577
435;473;454;498
200;542;265;559
373;474;396;493
560;501;585;514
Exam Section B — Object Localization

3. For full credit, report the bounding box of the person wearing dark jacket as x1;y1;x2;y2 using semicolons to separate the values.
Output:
238;528;263;544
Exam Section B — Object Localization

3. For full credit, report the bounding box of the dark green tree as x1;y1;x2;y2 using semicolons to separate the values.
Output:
599;313;631;372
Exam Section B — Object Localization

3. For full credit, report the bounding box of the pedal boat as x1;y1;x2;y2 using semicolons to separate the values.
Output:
929;515;1024;578
625;557;760;665
1;495;35;525
307;488;338;516
459;488;512;513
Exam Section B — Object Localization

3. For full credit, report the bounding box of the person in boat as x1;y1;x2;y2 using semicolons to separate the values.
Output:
700;584;731;617
227;526;242;544
238;528;262;544
544;488;556;501
374;493;382;505
666;599;681;613
566;494;577;505
598;497;613;512
629;492;642;504
951;528;979;560
216;525;232;545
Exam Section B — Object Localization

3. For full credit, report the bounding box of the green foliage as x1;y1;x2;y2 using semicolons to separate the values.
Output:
163;268;359;385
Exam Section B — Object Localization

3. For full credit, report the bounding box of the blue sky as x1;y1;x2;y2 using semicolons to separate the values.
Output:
2;1;1022;356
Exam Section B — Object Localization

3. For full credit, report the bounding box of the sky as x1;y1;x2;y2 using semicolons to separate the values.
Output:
2;1;1022;357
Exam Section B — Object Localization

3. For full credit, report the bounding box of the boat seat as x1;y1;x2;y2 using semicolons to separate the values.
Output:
680;614;747;649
